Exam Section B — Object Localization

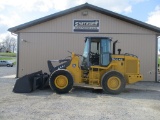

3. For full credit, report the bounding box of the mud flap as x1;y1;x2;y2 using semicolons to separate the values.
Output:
13;71;49;93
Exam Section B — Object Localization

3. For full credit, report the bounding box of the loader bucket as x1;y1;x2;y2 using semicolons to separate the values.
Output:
13;71;49;93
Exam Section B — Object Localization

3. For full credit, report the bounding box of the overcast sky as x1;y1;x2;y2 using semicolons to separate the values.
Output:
0;0;160;44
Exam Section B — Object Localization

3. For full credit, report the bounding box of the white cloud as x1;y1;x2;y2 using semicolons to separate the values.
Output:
74;0;133;13
0;0;71;12
0;0;149;13
0;32;10;42
0;0;134;13
0;0;42;12
0;32;17;42
0;0;150;38
0;5;4;11
74;0;147;13
146;5;160;27
0;0;139;28
124;6;132;13
130;0;148;2
0;12;21;27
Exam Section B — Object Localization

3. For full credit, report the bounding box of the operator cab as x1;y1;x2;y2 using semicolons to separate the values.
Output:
81;37;112;69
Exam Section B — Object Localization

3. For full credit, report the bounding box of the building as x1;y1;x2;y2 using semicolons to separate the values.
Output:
8;3;160;82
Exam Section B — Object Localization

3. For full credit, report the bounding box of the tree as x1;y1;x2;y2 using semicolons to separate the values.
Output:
0;42;6;52
3;35;17;53
10;37;17;53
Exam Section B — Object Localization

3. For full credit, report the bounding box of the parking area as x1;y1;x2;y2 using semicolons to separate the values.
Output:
0;66;160;120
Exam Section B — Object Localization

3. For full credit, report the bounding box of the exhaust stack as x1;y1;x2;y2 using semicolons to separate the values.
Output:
113;40;118;54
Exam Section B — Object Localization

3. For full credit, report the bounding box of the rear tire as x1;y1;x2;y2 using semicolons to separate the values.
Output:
101;71;126;94
49;69;73;94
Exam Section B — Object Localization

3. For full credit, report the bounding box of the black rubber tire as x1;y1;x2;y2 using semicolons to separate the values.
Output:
7;64;10;67
101;71;126;95
49;69;73;94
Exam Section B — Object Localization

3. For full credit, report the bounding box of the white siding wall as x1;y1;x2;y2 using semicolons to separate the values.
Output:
18;9;157;81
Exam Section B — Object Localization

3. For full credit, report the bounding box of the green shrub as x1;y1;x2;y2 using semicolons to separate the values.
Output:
0;52;16;57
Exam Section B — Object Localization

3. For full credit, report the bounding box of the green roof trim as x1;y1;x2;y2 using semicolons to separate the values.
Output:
8;3;160;33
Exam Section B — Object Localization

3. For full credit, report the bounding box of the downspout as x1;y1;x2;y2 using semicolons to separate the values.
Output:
11;32;19;78
156;35;160;82
16;32;20;78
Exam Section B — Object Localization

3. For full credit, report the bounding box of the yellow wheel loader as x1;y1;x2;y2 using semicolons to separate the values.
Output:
48;37;143;94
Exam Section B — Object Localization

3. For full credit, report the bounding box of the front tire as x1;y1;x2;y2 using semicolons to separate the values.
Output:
7;64;10;67
49;69;73;94
101;71;126;94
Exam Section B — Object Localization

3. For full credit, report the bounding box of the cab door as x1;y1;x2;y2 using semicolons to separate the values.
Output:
100;39;112;66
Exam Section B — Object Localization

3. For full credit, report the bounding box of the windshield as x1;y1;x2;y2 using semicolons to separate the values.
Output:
83;38;90;58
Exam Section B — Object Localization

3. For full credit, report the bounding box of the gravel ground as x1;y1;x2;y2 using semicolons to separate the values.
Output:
0;66;160;120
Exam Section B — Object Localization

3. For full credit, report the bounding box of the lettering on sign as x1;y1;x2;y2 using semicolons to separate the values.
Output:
73;20;99;32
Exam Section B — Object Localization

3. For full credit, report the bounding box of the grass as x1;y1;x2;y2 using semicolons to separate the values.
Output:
0;57;14;60
0;52;16;57
0;52;17;65
158;58;160;65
